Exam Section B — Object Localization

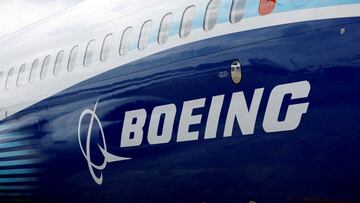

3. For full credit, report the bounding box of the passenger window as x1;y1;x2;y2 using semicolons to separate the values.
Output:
138;20;153;51
259;0;276;16
158;13;173;45
101;34;113;62
230;0;246;23
84;40;96;67
119;27;133;56
16;64;27;87
180;6;196;38
40;55;51;80
29;59;39;83
68;45;79;72
204;0;221;31
54;50;64;76
5;68;15;90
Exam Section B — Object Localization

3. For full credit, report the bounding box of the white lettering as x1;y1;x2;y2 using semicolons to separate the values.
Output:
263;81;310;133
204;95;224;139
224;88;264;136
177;98;206;142
120;109;147;147
148;104;176;145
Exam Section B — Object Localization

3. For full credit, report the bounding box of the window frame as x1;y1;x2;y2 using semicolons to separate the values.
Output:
84;39;96;67
67;45;79;72
158;13;173;45
29;59;39;83
138;20;153;51
100;33;114;62
230;0;246;23
119;27;134;56
40;55;51;80
180;5;196;38
16;64;27;87
53;50;64;76
204;0;221;31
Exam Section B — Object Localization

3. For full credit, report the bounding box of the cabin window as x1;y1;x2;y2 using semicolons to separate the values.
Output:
54;50;64;76
40;55;51;80
119;27;133;56
68;45;78;72
101;34;113;62
204;0;221;31
230;0;246;23
158;13;173;45
84;40;96;67
16;64;27;87
29;59;39;83
180;6;196;38
5;68;15;90
259;0;276;16
138;20;153;51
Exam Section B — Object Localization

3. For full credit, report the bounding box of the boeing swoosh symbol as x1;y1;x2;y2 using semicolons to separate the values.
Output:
77;100;131;185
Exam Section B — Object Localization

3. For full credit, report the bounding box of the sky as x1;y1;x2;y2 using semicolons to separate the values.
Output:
0;0;83;38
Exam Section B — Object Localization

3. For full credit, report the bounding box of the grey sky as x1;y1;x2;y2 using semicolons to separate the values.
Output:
0;0;82;37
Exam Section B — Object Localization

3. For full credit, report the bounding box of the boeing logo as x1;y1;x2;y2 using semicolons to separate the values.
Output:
78;81;311;185
77;100;131;185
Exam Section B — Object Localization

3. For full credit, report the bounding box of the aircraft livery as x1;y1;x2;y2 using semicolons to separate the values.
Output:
0;0;359;202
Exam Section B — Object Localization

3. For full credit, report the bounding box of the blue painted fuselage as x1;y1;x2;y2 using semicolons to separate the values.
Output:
1;5;360;203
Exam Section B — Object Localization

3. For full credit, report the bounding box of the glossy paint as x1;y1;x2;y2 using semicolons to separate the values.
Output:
0;0;360;202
